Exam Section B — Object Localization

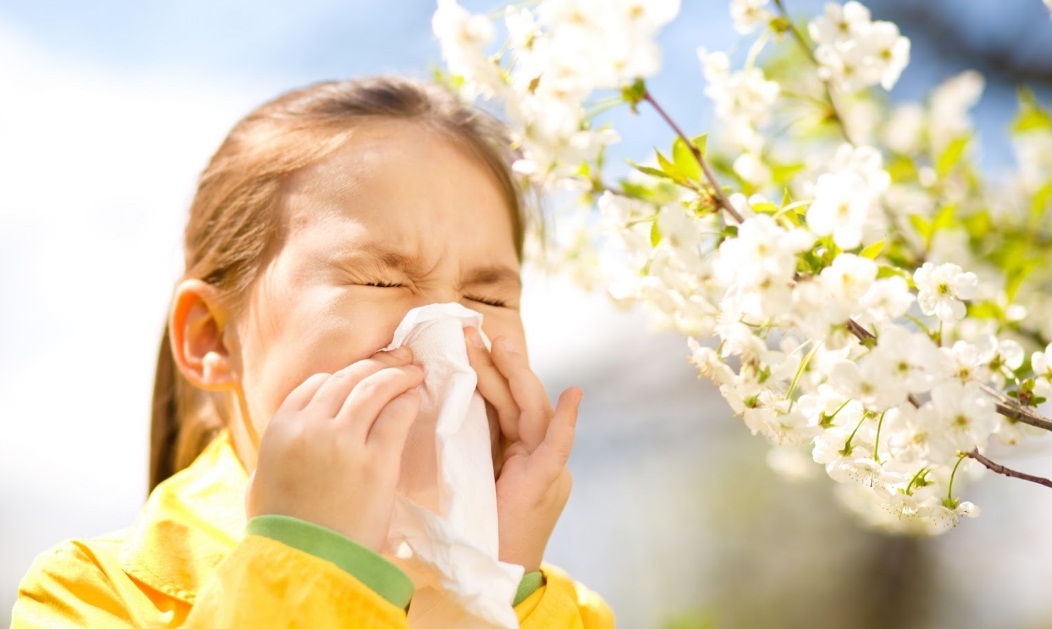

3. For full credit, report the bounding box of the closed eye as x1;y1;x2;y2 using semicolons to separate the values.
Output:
466;295;507;308
364;280;403;288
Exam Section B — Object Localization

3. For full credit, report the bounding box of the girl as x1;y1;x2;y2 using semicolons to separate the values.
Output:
13;76;613;627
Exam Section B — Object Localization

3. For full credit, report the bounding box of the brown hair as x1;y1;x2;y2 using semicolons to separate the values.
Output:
149;76;526;492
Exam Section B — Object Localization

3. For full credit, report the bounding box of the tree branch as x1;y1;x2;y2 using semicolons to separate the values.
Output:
642;91;744;224
966;449;1052;490
643;86;1051;438
770;0;856;145
978;383;1052;432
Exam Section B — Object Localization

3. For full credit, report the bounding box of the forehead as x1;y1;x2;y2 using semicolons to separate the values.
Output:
277;119;519;263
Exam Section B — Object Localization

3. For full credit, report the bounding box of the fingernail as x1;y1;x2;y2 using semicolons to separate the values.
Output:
391;346;412;360
466;327;484;349
499;337;516;353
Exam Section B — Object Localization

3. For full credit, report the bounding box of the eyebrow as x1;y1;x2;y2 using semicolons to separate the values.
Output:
334;244;522;291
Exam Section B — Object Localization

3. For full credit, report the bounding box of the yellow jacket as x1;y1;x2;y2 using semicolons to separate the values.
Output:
13;432;614;627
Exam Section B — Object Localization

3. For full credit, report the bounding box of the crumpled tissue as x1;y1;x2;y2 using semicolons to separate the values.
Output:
382;303;523;628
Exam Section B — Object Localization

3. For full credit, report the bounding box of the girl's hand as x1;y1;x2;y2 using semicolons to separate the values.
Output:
463;327;580;573
245;347;424;552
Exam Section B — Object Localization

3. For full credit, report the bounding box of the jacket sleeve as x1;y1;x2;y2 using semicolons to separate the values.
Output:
515;565;616;629
12;527;413;629
13;529;612;628
185;533;411;628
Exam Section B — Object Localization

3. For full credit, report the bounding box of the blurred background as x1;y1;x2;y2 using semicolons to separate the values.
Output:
2;1;1052;627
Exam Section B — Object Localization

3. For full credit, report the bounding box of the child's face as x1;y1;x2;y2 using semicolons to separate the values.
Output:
229;120;524;447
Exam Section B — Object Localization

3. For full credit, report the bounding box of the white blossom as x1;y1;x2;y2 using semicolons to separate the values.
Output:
806;171;872;249
809;1;910;92
824;253;877;302
883;404;938;464
929;70;985;153
1033;342;1052;379
830;358;906;410
1013;129;1052;190
913;261;979;321
698;49;780;153
856;276;914;326
797;144;890;247
930;382;998;453
433;0;502;98
943;337;996;385
434;0;1051;535
716;215;813;321
730;0;773;34
883;103;925;154
733;152;772;186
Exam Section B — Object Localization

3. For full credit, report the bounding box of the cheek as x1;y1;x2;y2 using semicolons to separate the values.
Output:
237;290;409;426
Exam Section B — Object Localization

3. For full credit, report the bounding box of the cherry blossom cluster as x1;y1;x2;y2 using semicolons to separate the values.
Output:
433;0;678;185
434;0;1052;533
809;1;910;92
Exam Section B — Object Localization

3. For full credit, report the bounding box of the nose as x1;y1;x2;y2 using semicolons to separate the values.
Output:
408;285;462;309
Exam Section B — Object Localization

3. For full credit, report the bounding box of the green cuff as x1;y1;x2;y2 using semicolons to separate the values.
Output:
246;515;414;611
514;570;545;606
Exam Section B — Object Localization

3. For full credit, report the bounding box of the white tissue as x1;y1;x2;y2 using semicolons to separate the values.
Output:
382;303;523;628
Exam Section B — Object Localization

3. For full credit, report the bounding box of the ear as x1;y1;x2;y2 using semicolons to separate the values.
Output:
169;279;238;391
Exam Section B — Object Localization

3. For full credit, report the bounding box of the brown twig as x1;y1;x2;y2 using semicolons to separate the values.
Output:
642;91;745;224
978;383;1052;432
645;88;921;409
994;402;1052;432
966;449;1052;490
770;0;856;146
644;85;1050;440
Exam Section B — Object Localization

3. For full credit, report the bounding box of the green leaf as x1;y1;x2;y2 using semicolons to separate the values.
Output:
1029;182;1052;228
1012;108;1052;134
962;212;991;241
1011;87;1052;135
650;219;662;247
751;201;780;215
621;79;647;113
692;134;708;157
655;150;689;185
936;136;970;177
859;239;885;260
770;161;806;185
967;301;1004;321
887;155;918;183
1005;259;1040;302
931;203;956;233
672;137;703;183
620;180;652;199
877;264;912;284
627;160;673;181
909;214;932;241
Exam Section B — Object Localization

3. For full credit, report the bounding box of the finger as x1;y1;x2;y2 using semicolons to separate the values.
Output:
276;372;332;416
308;346;414;417
336;364;425;440
464;327;520;442
366;388;421;454
489;336;552;449
531;387;581;470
